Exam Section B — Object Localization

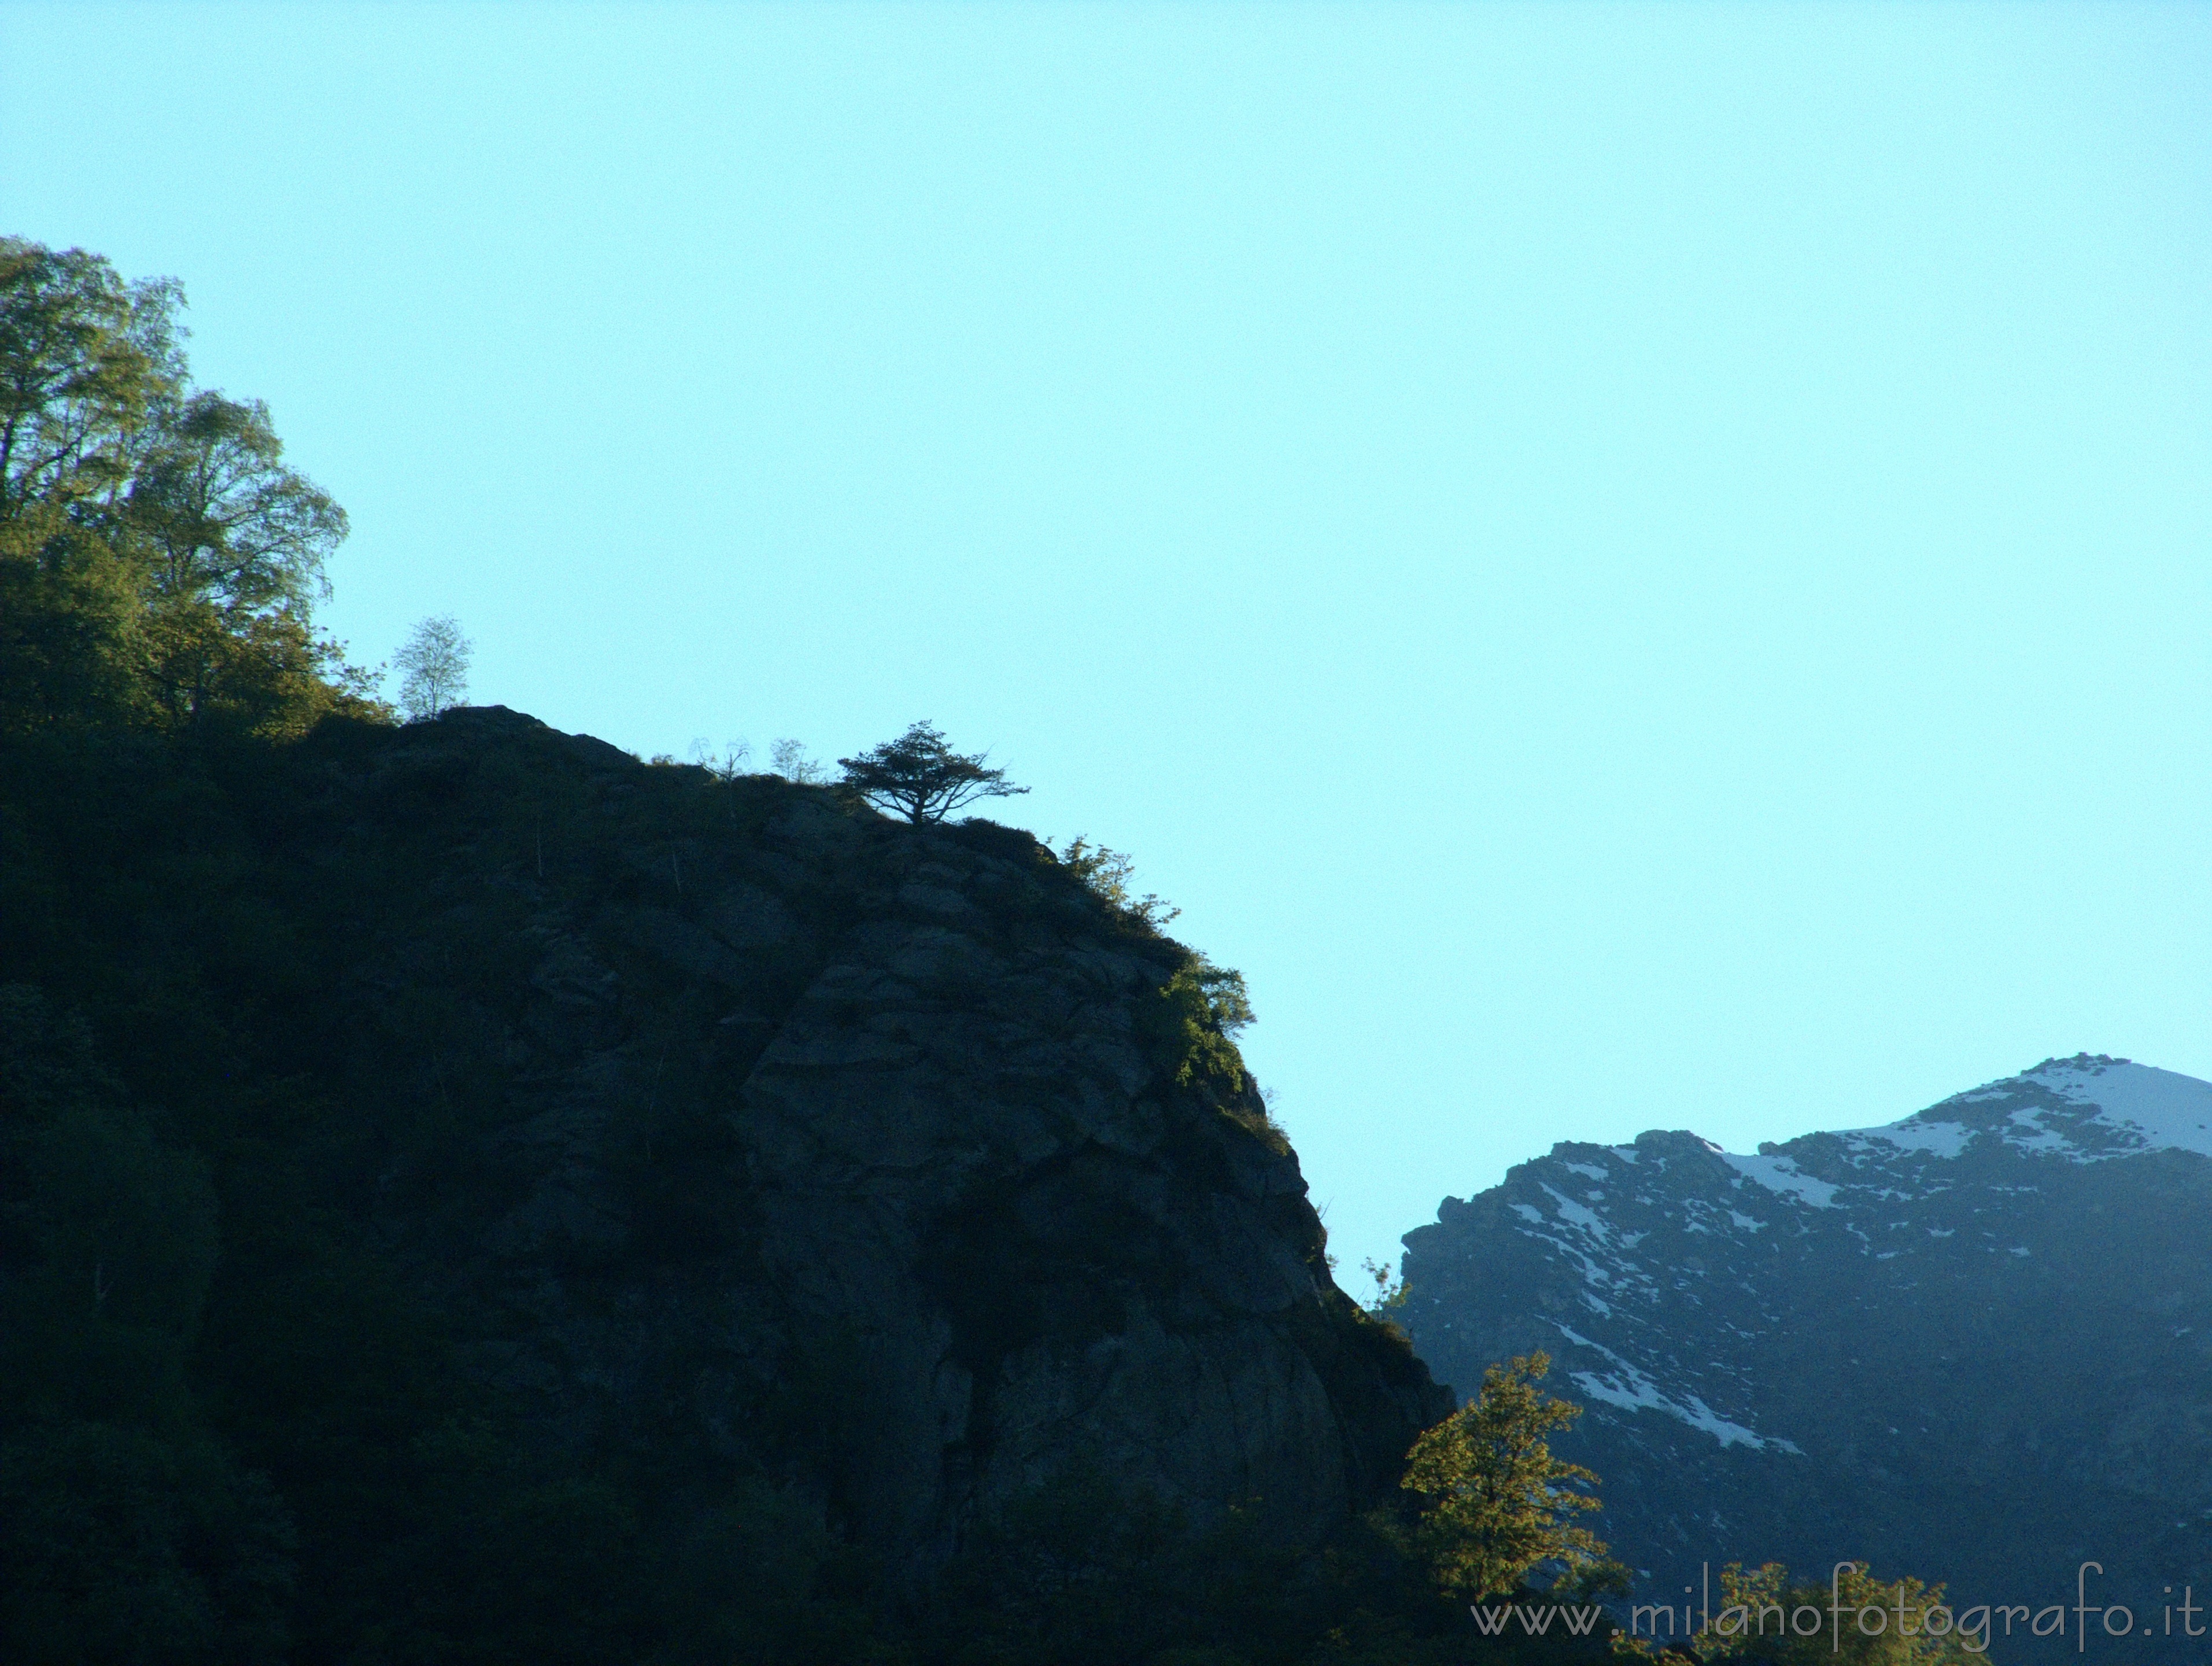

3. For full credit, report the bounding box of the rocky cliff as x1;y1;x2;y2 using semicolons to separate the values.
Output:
268;706;1447;1577
1399;1057;2212;1660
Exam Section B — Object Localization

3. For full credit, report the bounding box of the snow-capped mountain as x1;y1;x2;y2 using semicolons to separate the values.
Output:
1399;1056;2212;1659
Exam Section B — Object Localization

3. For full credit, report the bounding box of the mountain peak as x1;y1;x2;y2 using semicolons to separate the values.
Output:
1401;1057;2212;1660
1844;1056;2212;1165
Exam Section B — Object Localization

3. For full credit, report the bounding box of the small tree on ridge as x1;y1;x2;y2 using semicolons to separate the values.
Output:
837;720;1029;824
770;737;828;784
393;614;471;721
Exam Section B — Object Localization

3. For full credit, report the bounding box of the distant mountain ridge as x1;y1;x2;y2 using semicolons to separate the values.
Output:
1399;1057;2212;1661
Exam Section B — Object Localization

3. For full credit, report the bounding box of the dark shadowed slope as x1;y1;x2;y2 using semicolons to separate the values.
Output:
2;703;1449;1662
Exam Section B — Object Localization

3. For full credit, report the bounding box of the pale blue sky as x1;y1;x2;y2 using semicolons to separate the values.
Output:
6;2;2206;1289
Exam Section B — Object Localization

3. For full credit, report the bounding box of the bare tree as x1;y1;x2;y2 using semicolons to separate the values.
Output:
393;615;471;721
690;736;752;781
837;720;1029;824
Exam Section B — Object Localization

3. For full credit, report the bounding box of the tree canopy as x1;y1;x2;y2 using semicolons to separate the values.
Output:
1617;1560;1992;1666
836;719;1029;823
0;236;369;738
1401;1351;1609;1600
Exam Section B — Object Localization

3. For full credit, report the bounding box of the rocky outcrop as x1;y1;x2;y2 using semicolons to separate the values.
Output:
1399;1057;2212;1661
298;707;1446;1580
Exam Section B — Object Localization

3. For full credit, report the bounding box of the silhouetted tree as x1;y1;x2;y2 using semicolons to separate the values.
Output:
690;736;752;780
837;720;1029;823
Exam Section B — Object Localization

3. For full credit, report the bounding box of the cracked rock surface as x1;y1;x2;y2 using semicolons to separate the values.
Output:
289;706;1447;1582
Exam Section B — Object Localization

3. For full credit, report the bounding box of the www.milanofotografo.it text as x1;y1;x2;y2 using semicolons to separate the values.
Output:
1605;1563;2210;1654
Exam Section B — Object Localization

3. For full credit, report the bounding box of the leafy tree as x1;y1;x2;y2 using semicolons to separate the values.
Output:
131;389;345;614
837;719;1029;823
392;614;471;721
1615;1561;1989;1666
0;237;371;736
0;238;181;527
1361;1256;1408;1317
1058;836;1180;928
1153;955;1255;1093
1400;1351;1607;1601
1;239;182;729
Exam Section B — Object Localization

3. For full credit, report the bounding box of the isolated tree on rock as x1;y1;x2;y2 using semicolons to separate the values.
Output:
393;614;471;721
837;720;1029;824
1400;1350;1608;1599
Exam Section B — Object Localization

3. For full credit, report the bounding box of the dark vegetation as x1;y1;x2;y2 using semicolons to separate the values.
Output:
1;236;1931;1664
836;719;1028;825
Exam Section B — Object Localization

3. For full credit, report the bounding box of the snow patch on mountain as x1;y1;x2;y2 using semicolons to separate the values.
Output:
1858;1118;1974;1158
1553;1326;1799;1453
1402;1056;2212;1650
1720;1152;1838;1207
1778;1057;2212;1167
2043;1059;2212;1156
1540;1185;1611;1236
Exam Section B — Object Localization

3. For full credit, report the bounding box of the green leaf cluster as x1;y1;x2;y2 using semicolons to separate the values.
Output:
0;237;376;739
1136;949;1291;1153
1056;835;1181;930
1615;1561;1991;1666
1400;1351;1611;1602
1157;954;1255;1089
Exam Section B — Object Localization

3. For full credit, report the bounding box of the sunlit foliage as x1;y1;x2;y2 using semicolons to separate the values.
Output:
0;237;376;737
1401;1351;1610;1601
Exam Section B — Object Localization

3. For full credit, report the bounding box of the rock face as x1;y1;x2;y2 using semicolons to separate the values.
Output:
1399;1057;2212;1661
307;707;1446;1580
